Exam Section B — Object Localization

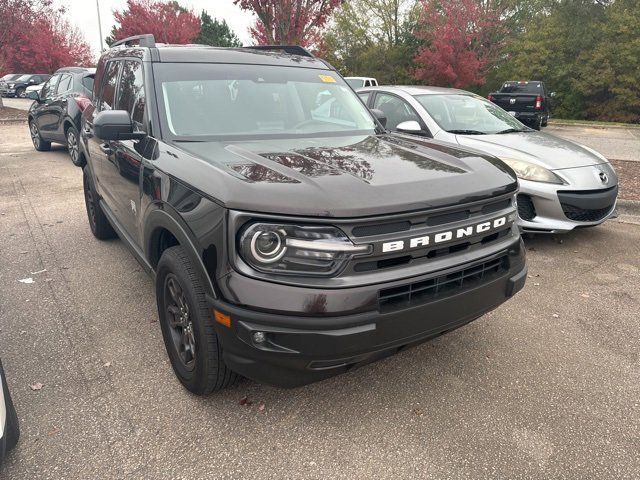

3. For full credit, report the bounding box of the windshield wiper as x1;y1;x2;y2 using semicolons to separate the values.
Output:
446;129;486;135
494;128;530;134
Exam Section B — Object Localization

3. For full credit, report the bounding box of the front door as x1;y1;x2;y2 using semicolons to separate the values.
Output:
99;60;148;244
34;74;61;139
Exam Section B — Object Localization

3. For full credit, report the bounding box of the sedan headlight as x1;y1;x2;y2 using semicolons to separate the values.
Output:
8;83;15;88
500;157;564;184
239;223;371;276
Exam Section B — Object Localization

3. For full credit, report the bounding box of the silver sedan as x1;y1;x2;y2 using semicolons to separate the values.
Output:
358;86;618;233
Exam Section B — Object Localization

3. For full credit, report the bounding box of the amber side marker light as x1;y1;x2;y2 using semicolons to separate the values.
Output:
214;309;231;328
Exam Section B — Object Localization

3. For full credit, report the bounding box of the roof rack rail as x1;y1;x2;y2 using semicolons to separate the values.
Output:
111;34;156;49
243;45;314;58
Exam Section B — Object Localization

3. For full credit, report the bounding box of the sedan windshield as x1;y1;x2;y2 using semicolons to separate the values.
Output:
15;75;33;82
415;94;529;135
154;63;377;140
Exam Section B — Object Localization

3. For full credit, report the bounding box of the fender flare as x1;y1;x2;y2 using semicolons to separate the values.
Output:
144;207;217;299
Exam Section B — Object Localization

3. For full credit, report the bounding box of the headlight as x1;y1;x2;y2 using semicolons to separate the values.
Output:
8;83;15;88
239;223;371;276
500;157;564;184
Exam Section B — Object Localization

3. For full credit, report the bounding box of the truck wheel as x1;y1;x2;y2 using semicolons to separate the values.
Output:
66;126;85;167
82;168;116;240
532;116;542;131
542;115;548;127
156;246;238;395
29;120;51;152
1;361;20;452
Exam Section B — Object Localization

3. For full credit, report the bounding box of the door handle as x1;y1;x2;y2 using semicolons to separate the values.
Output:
99;143;112;155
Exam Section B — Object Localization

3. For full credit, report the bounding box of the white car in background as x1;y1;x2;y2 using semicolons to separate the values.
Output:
0;359;19;465
25;82;45;99
345;76;378;89
358;85;618;233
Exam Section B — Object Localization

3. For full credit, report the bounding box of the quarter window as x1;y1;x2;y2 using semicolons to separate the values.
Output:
116;61;146;127
99;61;121;111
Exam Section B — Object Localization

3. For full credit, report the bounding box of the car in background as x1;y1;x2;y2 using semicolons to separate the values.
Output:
28;67;95;166
0;74;25;94
25;82;45;99
358;86;618;233
0;73;51;98
488;80;554;130
345;76;378;89
0;359;19;466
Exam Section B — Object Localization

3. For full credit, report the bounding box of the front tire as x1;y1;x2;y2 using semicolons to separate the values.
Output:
156;246;238;395
82;168;116;240
66;126;85;167
1;361;20;454
15;87;25;98
29;120;51;151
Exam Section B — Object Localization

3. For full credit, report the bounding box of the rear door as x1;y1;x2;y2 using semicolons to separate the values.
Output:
47;73;73;141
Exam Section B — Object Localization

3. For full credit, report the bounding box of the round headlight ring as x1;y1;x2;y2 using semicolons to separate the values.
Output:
250;230;287;264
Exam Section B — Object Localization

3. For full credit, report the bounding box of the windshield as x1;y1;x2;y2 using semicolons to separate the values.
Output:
15;75;33;82
499;82;541;94
345;78;363;89
415;94;528;135
154;64;377;140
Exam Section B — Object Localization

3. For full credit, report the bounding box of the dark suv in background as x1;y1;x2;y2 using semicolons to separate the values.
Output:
80;35;526;394
0;73;51;98
28;67;95;166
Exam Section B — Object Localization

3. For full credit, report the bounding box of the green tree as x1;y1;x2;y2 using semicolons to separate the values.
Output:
195;11;242;47
323;0;421;84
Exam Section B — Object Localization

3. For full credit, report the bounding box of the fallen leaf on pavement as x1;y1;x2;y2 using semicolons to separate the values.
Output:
239;396;252;406
31;269;47;275
103;362;112;368
552;313;560;318
18;277;34;284
258;403;265;412
30;382;44;391
580;293;590;298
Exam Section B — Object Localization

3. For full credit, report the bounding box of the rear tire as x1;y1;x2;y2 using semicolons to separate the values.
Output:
541;115;548;127
66;126;85;167
1;361;20;453
532;116;542;131
29;120;51;151
156;246;238;395
83;167;116;240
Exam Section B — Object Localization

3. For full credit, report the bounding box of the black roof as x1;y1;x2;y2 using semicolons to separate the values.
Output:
104;34;331;70
55;67;96;74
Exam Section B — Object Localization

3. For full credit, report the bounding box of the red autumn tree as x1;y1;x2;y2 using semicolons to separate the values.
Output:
414;0;505;88
234;0;341;48
107;0;201;45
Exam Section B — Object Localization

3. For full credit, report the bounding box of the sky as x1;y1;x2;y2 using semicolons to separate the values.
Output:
60;0;256;56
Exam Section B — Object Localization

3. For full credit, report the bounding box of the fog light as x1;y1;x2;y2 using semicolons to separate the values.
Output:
253;331;266;344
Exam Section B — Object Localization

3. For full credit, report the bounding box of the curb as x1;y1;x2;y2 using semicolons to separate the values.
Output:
548;121;640;130
615;199;640;226
0;119;27;125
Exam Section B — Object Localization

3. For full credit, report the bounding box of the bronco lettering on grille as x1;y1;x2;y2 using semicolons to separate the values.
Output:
381;216;508;253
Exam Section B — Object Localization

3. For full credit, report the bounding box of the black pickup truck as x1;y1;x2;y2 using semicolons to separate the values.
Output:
77;35;527;393
488;81;553;130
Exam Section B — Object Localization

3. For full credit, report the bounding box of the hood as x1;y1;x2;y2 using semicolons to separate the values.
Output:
455;131;607;170
159;134;517;218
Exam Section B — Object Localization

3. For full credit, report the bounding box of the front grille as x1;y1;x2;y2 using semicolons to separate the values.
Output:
378;255;508;311
561;204;613;222
517;194;536;221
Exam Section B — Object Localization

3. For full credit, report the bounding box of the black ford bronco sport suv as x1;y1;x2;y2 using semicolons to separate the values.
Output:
80;34;527;394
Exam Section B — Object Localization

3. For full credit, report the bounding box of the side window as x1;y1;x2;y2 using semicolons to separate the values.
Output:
373;93;421;131
40;75;61;99
364;80;371;87
115;60;146;128
99;61;121;111
56;74;72;94
358;92;370;105
82;75;94;92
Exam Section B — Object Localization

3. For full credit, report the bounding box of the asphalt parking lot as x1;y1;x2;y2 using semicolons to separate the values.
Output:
0;122;639;479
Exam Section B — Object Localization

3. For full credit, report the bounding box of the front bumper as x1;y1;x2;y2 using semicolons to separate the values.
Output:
0;88;15;97
211;239;527;387
516;163;618;233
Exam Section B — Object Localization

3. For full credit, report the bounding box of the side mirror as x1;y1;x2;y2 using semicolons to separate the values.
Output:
396;120;423;134
370;108;387;128
35;91;44;103
29;79;36;84
94;110;146;141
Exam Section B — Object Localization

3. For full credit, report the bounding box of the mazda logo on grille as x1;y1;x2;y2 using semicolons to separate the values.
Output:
598;171;608;183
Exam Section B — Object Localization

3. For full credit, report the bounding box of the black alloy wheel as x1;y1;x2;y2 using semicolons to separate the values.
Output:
66;126;84;167
164;273;196;370
29;120;51;151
